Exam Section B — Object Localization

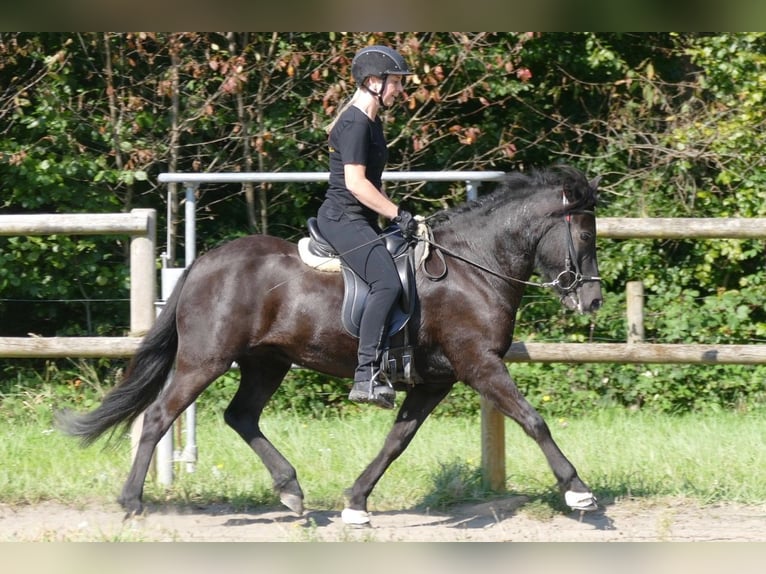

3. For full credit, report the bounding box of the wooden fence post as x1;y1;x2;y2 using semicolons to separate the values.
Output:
129;208;157;468
626;281;645;344
480;398;506;491
129;208;157;338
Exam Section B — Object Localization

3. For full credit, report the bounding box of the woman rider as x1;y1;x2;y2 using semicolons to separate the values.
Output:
316;45;419;409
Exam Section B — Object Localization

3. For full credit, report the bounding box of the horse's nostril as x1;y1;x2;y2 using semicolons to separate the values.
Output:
590;298;603;312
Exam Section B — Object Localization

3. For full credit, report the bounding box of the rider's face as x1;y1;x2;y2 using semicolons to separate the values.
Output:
381;75;406;107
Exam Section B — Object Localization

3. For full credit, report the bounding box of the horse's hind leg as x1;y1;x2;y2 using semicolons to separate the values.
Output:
119;359;231;515
223;356;304;515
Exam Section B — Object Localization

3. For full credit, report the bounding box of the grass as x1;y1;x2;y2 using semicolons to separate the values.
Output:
1;407;765;513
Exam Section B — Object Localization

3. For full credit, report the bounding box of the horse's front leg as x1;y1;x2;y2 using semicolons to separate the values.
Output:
342;383;452;525
467;355;597;512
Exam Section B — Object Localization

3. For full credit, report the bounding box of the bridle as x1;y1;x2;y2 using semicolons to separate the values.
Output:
556;208;602;295
418;198;601;295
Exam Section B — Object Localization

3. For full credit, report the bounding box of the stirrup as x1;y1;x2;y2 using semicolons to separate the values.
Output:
349;373;395;409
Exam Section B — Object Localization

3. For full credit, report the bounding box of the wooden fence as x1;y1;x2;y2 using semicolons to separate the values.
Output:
0;210;156;357
3;212;766;492
4;215;763;360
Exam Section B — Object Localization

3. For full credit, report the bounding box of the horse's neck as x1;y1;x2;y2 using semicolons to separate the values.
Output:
433;201;548;279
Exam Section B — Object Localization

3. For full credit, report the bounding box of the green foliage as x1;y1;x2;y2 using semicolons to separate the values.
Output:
3;33;766;415
197;367;351;418
0;359;120;424
509;361;766;417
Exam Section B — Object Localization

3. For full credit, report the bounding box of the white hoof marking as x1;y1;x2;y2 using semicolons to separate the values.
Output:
565;490;598;511
341;508;371;525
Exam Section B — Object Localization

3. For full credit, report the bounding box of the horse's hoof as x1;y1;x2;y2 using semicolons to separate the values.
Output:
565;490;598;511
280;492;304;516
341;508;371;526
118;497;144;519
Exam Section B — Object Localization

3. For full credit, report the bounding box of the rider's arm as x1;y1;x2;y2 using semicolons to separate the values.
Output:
344;163;398;220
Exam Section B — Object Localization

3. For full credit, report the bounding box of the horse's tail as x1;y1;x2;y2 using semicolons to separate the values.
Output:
57;265;192;446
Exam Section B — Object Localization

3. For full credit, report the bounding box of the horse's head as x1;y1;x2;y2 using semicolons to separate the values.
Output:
535;167;603;314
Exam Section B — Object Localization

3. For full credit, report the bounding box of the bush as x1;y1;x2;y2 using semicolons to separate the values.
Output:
3;355;765;426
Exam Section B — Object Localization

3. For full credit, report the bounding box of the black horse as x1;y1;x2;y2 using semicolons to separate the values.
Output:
59;165;603;525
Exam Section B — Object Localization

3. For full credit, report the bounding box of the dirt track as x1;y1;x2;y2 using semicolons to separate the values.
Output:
2;496;765;541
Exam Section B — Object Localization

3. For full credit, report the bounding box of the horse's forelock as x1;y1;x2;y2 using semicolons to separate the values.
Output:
544;166;598;217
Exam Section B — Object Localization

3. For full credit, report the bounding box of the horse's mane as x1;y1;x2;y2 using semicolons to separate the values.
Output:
428;165;597;226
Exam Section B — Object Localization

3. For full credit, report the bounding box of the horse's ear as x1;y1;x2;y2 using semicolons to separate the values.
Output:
562;180;578;203
589;175;602;191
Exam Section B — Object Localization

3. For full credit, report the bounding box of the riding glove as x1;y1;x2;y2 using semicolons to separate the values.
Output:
393;208;419;241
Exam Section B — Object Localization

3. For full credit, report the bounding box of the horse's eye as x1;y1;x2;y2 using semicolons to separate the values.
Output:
580;231;593;242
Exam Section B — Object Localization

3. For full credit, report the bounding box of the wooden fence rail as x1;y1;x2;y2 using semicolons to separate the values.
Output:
597;217;766;239
502;342;766;364
0;337;142;358
0;210;157;356
0;212;152;236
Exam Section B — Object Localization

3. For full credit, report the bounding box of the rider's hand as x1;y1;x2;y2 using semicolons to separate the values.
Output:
393;208;418;241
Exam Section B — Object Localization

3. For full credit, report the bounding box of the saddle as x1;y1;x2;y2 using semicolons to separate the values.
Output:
297;217;418;384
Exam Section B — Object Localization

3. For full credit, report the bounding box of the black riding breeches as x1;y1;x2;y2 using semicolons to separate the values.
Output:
316;206;402;380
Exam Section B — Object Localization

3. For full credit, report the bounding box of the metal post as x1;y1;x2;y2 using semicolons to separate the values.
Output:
155;394;174;485
155;183;199;483
181;183;198;473
155;266;186;486
184;183;197;266
466;180;479;201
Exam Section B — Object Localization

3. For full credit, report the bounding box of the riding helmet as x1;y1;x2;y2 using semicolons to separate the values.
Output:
351;45;412;86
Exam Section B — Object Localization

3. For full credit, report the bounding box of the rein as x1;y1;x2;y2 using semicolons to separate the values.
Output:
419;208;601;294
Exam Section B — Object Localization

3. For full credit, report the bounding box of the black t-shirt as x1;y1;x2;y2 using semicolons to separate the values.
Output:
325;105;388;222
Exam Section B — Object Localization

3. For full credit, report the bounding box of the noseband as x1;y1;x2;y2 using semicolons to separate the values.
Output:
553;208;601;295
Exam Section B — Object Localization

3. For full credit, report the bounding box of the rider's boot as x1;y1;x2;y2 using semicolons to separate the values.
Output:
349;364;395;409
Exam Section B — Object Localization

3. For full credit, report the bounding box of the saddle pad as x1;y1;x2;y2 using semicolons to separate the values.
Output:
297;219;431;273
297;238;341;272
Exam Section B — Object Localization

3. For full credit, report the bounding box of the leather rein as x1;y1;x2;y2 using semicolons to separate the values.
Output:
417;207;601;294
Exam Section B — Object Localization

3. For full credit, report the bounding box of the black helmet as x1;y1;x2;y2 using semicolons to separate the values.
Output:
351;45;412;86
